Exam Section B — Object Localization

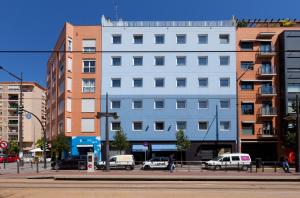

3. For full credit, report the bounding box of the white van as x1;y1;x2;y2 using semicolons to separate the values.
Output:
205;153;251;171
97;155;135;170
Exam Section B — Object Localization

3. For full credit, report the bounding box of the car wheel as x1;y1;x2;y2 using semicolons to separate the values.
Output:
143;165;150;170
99;165;105;170
214;165;221;170
242;165;249;171
54;164;59;170
125;165;132;170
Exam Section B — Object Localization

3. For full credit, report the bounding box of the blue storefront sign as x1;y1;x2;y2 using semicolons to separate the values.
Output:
71;136;101;161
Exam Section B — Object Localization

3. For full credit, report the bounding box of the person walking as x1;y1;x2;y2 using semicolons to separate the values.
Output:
168;154;175;173
280;156;291;173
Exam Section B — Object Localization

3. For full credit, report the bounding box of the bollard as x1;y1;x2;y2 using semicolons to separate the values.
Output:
262;162;264;172
238;162;240;172
225;162;227;171
36;162;39;173
31;161;33;169
250;163;253;173
274;162;277;172
3;160;6;169
17;161;20;174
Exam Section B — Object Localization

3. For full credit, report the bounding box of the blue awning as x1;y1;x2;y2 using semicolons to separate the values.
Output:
132;145;148;152
151;144;177;152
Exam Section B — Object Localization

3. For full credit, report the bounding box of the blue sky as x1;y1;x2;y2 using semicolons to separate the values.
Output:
0;0;299;87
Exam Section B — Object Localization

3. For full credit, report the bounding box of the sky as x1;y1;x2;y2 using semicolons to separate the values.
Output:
0;0;300;87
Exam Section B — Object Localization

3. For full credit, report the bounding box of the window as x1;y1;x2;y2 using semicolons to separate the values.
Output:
242;103;254;115
222;157;230;162
66;118;72;133
133;78;143;87
82;79;95;93
133;35;143;44
67;78;72;91
59;81;65;95
176;100;186;109
81;119;94;132
83;60;96;73
176;56;186;66
111;100;121;109
240;42;253;50
220;78;230;87
176;121;187;130
155;122;164;131
133;122;143;131
155;78;165;87
155;34;165;44
241;82;254;90
155;56;165;66
242;123;254;135
219;34;229;44
220;121;230;131
112;35;121;44
133;56;143;66
154;100;164;109
112;57;121;66
67;38;72;51
241;61;254;71
82;39;96;52
111;122;121;131
198;121;208;131
220;56;230;66
198;100;208;109
288;100;296;113
198;34;208;44
133;100;143;109
198;56;208;66
111;78;121;88
176;78;186;87
288;83;300;93
232;156;240;161
59;64;64;78
176;34;186;44
67;98;72;112
198;78;208;87
220;100;230;109
82;99;95;112
67;57;73;72
58;100;64;115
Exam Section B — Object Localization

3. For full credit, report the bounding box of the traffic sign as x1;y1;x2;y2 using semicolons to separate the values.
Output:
88;164;93;169
26;113;32;119
0;141;8;149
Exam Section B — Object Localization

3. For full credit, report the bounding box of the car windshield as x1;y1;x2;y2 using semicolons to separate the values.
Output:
211;156;223;161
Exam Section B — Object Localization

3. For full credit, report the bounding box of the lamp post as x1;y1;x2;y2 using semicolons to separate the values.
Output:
96;93;119;171
0;66;24;166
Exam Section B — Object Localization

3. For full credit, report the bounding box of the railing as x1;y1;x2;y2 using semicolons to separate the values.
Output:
257;128;277;138
256;46;276;56
258;107;277;116
257;65;276;77
257;87;276;96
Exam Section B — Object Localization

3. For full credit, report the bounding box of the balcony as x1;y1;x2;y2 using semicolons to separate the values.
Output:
258;107;277;117
257;87;277;97
257;66;276;78
256;46;276;57
257;128;277;138
8;120;18;126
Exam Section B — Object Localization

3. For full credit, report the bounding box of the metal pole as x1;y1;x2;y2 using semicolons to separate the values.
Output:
215;105;219;157
19;72;24;166
236;73;240;153
105;93;110;171
296;95;300;172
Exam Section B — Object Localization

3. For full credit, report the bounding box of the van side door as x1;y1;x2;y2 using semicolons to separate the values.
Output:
109;157;117;168
222;156;231;169
231;156;240;169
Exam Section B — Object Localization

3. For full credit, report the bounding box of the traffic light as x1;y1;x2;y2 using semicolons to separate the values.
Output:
17;105;24;114
45;142;49;151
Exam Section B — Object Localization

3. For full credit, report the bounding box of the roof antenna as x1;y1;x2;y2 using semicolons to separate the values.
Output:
113;0;119;21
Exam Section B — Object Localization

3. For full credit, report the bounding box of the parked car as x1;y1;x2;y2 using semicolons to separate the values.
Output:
0;154;19;163
205;153;251;171
97;155;135;170
51;157;87;170
142;157;169;170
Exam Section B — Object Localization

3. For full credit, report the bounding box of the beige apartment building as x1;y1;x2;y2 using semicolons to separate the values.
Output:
0;82;46;151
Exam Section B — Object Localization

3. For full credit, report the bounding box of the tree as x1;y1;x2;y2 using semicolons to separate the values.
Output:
176;130;191;167
50;133;70;160
36;137;46;149
8;140;19;155
111;128;129;154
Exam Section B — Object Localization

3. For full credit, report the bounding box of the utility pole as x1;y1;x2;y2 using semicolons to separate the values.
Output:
296;95;300;172
215;105;219;157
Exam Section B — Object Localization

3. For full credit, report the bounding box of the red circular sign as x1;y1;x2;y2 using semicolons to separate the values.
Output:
0;141;8;149
88;164;93;168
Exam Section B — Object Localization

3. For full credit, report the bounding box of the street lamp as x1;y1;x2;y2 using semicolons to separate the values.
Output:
96;93;119;171
0;66;24;166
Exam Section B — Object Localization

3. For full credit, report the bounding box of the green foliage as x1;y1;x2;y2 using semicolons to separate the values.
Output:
50;133;70;159
36;137;46;149
111;128;129;154
176;130;191;152
281;19;295;27
8;140;19;155
284;131;296;149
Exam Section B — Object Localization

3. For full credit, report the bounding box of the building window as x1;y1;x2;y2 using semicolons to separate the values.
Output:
176;56;186;66
133;35;143;44
241;61;254;71
133;122;143;131
67;98;72;112
82;79;95;93
67;38;72;51
82;39;96;52
288;100;296;113
59;64;64;78
220;56;230;66
155;78;165;87
155;122;164;131
198;34;208;44
242;123;254;135
240;42;253;50
198;56;208;66
176;34;186;44
111;122;121;131
219;34;229;44
241;82;254;90
176;100;186;109
176;78;186;87
198;121;208;131
111;78;121;88
198;78;208;87
198;100;208;109
132;100;143;109
133;56;143;66
154;100;164;109
112;57;121;66
242;103;254;115
176;121;187;130
111;100;121;109
155;56;165;66
81;119;94;132
81;99;95;112
288;83;300;93
220;121;230;131
112;35;121;44
67;57;73;72
83;60;96;73
155;34;165;44
133;78;143;87
220;78;230;87
67;78;72;91
66;118;72;133
220;100;230;109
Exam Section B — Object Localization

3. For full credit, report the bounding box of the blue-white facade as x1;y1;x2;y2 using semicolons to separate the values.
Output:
101;16;237;160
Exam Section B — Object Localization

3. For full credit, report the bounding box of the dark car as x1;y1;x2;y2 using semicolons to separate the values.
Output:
51;157;87;170
0;154;19;163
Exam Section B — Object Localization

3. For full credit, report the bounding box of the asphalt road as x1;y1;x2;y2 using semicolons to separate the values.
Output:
0;179;299;198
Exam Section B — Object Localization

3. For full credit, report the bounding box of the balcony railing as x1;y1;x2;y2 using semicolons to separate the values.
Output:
258;107;277;117
256;46;276;57
257;87;276;96
257;66;276;77
257;128;277;138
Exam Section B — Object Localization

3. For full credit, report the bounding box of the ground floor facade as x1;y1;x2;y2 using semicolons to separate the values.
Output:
70;136;101;161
